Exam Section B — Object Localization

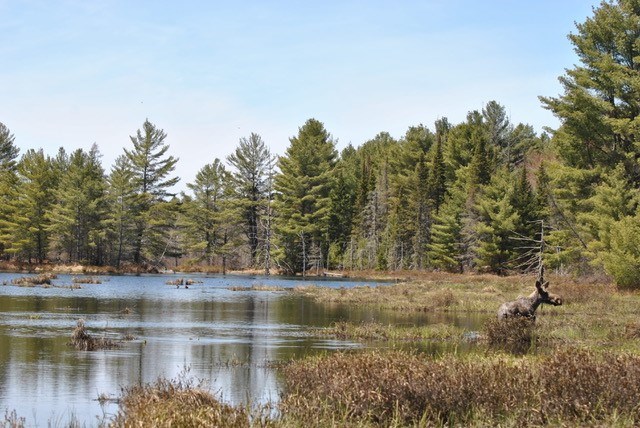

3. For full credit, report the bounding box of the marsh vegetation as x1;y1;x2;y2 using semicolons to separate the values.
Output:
92;270;640;427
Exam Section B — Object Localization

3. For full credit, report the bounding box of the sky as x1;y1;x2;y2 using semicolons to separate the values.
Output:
0;0;600;191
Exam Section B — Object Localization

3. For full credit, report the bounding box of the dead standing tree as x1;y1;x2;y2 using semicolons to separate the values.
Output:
497;221;563;320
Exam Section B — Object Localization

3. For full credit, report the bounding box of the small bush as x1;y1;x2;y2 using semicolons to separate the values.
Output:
11;273;57;286
69;319;119;351
110;373;249;428
485;317;537;354
71;276;101;284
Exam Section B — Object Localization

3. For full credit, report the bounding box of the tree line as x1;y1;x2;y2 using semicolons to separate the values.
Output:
2;0;640;287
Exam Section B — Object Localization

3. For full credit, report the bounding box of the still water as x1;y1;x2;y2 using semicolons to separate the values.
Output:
0;273;482;426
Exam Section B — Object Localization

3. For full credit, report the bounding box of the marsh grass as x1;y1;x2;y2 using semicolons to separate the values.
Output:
10;273;57;287
280;348;640;427
293;274;520;313
2;410;25;428
295;273;640;352
110;372;250;428
69;319;120;351
228;284;288;292
71;276;102;284
485;317;537;354
322;321;463;342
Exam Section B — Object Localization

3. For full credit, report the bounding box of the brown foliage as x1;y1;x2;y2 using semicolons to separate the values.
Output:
485;317;537;354
280;349;640;426
11;273;57;286
69;319;119;351
110;374;249;428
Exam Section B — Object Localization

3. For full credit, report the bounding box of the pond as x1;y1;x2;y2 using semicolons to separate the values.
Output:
0;272;484;426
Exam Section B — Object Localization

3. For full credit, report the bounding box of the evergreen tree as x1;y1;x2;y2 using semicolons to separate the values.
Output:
274;118;337;274
540;0;640;177
183;159;228;265
327;147;357;267
5;150;58;262
0;123;20;259
581;163;640;263
48;145;108;264
427;131;447;213
599;214;640;288
124;119;179;264
410;153;430;269
511;164;545;244
467;129;492;195
0;122;19;172
473;168;520;274
226;133;275;267
427;183;466;272
105;155;137;268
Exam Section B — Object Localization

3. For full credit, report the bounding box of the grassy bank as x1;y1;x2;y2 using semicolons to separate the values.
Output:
296;272;640;352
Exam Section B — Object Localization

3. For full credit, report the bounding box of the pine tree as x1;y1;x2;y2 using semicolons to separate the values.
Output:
274;118;337;274
427;131;447;213
410;153;430;269
5;150;58;262
327;148;357;266
124;119;179;265
581;163;640;264
473;168;520;274
467;129;492;196
47;145;108;264
0;122;19;172
105;155;137;268
227;133;275;267
183;159;228;265
0;122;20;259
427;183;466;272
599;214;640;288
540;0;640;177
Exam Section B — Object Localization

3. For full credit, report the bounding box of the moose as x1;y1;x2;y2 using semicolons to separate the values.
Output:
497;276;563;321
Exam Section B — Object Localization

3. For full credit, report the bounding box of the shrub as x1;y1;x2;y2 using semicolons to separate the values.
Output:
110;373;249;428
485;317;537;354
599;216;640;289
69;319;119;351
280;349;640;426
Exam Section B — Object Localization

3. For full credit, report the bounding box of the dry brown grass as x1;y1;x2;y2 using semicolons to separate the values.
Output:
2;410;25;428
280;348;640;427
10;273;57;286
69;319;120;351
110;373;250;428
228;284;288;292
71;275;102;284
485;317;538;354
293;273;526;313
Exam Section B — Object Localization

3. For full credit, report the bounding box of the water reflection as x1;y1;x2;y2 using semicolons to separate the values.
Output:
0;273;485;425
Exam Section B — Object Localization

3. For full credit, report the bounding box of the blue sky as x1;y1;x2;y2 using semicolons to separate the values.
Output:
1;1;599;189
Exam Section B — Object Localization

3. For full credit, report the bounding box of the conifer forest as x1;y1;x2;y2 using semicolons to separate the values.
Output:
2;1;640;288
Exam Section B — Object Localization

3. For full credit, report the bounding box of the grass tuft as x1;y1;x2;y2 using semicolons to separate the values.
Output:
69;319;120;351
11;273;57;287
71;276;102;284
110;372;250;428
485;317;537;354
2;409;25;428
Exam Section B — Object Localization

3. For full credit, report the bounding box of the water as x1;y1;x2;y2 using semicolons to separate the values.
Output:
0;272;483;426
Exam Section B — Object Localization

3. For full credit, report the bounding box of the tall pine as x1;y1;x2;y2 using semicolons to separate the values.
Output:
124;119;179;265
274;119;337;274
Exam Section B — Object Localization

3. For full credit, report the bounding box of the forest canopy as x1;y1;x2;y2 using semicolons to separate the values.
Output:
1;0;640;288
